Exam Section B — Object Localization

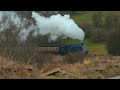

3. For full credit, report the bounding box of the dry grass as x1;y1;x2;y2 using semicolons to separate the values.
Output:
40;55;120;79
0;54;120;79
0;56;41;79
0;47;64;65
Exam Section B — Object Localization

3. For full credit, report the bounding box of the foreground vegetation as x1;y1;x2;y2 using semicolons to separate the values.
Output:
0;55;120;79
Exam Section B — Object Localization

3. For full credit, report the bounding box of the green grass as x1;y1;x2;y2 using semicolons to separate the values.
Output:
64;38;107;55
87;44;107;55
71;13;94;26
71;11;120;25
84;38;107;55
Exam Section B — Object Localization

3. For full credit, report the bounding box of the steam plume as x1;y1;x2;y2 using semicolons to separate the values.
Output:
0;11;85;42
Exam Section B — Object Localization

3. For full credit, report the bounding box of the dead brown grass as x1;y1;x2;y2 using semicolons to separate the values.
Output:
0;55;120;79
40;55;120;79
0;56;41;79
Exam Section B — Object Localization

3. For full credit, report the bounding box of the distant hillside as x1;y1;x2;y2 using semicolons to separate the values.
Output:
71;11;120;26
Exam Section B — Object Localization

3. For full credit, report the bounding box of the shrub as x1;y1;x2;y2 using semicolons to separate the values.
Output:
81;22;94;38
91;28;106;42
92;12;104;28
104;13;120;29
106;28;120;56
63;52;85;64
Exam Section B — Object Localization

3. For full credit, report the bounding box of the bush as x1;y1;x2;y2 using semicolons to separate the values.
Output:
63;52;85;64
81;21;106;42
81;22;94;38
106;28;120;56
0;23;21;47
0;47;36;62
33;52;54;65
0;47;56;66
91;28;106;43
105;13;120;29
92;12;105;28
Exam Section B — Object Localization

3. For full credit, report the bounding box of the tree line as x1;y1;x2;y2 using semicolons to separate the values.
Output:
81;11;120;55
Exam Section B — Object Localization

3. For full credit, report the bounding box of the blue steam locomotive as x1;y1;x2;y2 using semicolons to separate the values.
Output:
58;43;88;55
38;43;88;56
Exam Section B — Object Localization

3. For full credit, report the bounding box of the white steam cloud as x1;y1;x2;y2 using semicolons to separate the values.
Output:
32;12;85;41
0;11;85;42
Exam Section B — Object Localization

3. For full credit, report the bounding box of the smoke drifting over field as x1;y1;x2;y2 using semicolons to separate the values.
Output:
0;11;85;42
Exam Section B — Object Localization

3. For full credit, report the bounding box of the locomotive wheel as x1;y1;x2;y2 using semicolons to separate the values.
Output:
63;52;86;64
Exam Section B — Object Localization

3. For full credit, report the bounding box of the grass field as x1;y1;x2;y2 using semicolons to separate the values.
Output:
71;12;94;26
84;38;107;55
64;38;107;55
71;11;120;26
